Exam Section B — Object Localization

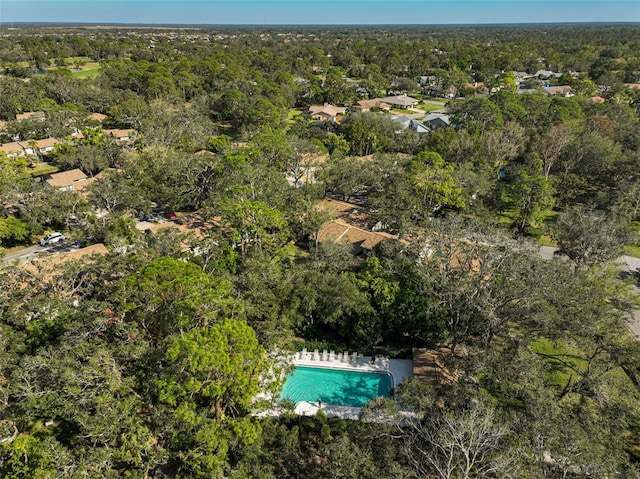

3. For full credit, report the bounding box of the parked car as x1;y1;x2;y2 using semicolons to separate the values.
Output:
40;232;66;246
163;211;177;220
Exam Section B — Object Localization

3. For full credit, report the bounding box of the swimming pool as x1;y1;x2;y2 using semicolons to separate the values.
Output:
280;366;393;407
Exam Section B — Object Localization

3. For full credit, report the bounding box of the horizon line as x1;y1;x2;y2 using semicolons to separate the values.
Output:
1;21;639;27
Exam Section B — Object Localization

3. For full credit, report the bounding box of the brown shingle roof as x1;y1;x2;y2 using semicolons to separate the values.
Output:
45;169;88;188
316;219;396;254
88;112;108;122
35;138;59;149
308;104;347;118
0;142;26;155
104;128;135;139
352;99;391;111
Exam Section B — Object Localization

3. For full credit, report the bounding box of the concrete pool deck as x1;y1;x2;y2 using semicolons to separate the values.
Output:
259;350;413;420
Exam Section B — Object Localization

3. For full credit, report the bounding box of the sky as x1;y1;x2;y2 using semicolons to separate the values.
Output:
1;0;639;25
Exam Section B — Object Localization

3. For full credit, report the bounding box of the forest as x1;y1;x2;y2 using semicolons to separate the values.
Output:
0;23;640;477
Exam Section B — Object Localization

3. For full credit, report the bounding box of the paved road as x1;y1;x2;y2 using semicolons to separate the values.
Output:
540;246;640;337
3;245;49;265
616;256;640;337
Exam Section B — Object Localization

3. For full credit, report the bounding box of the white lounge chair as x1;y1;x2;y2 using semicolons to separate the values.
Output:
329;350;335;361
342;352;350;363
322;349;328;361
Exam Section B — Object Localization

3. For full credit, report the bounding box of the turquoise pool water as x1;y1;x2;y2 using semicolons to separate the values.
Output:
280;366;393;407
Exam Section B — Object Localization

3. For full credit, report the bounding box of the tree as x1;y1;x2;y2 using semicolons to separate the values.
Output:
535;121;578;179
451;98;503;137
220;199;290;257
552;205;631;270
404;403;517;479
0;153;30;206
340;113;397;156
156;318;268;420
504;159;555;235
117;257;236;337
0;216;29;247
408;151;465;215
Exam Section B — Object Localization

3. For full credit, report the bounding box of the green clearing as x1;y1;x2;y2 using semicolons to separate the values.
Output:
287;109;304;123
72;63;101;78
30;163;58;177
529;338;585;389
418;102;447;113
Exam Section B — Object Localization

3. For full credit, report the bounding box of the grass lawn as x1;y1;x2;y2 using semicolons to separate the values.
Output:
287;109;304;122
72;63;101;78
419;102;447;113
624;245;640;258
30;164;58;177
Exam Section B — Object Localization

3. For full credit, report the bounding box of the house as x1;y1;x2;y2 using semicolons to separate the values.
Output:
418;75;437;86
533;70;562;79
423;113;451;130
0;141;27;158
392;115;430;134
88;112;108;122
314;198;398;255
316;198;376;229
103;129;136;144
34;137;60;155
544;85;573;97
286;153;328;187
589;96;606;104
380;94;420;109
16;111;45;122
45;168;90;192
350;99;391;113
423;85;458;99
315;218;398;256
307;104;347;123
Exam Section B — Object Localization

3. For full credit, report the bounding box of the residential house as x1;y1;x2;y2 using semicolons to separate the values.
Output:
34;137;60;156
88;112;108;122
392;115;430;134
511;71;531;87
544;85;573;97
380;94;420;109
16;111;45;122
314;198;398;255
350;99;391;113
45;168;91;192
307;103;347;123
0;141;27;158
1;137;60;159
589;96;606;104
423;84;458;99
533;70;562;79
418;75;437;86
423;113;451;130
104;128;136;145
316;218;398;256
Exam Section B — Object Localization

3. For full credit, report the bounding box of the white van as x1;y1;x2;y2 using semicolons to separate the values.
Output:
40;232;66;246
